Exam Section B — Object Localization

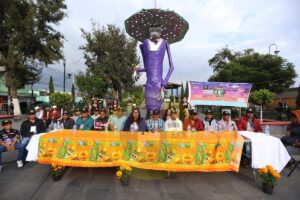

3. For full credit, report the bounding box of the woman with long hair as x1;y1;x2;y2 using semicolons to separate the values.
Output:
123;108;147;132
163;108;172;122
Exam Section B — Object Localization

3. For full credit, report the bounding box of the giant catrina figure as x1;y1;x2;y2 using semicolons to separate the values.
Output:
125;8;189;114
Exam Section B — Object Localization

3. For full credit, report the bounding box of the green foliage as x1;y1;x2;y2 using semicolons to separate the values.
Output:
49;92;72;110
296;84;300;108
80;23;139;97
184;81;189;98
0;0;66;96
49;76;55;94
250;89;275;106
209;48;296;93
75;71;106;103
180;82;184;101
122;85;144;107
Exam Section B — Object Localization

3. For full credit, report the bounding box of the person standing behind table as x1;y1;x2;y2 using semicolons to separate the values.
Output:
183;110;204;131
20;109;46;147
91;107;100;120
0;120;25;172
218;111;238;131
165;110;183;131
59;111;75;129
35;106;44;120
123;108;147;132
163;109;172;122
89;97;100;114
146;109;165;132
94;109;110;131
110;107;127;131
75;107;94;130
237;108;262;132
203;109;219;131
72;108;81;123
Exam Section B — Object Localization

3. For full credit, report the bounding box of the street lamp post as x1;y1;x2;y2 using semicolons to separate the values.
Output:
269;43;280;54
63;58;66;92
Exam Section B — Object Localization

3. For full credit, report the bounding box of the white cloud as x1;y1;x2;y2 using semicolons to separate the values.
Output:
49;0;300;87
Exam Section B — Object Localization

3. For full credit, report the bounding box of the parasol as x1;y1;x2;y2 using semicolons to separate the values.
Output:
125;8;189;44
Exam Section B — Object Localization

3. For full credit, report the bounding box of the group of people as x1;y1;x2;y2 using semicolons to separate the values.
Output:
0;95;266;173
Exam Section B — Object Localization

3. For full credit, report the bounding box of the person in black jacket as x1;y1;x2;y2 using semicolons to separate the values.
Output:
0;119;25;172
20;109;46;147
59;111;75;129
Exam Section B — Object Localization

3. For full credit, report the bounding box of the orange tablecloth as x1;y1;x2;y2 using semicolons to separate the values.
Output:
38;130;244;172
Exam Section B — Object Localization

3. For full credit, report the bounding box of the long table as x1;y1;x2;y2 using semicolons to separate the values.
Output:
29;130;244;172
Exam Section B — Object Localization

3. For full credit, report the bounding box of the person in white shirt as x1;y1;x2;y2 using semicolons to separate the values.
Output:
165;110;183;131
203;109;218;131
218;111;238;131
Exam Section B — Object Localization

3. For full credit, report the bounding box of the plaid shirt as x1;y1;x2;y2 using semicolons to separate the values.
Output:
146;118;165;131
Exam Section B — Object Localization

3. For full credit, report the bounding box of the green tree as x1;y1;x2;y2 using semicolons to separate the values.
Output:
50;92;72;111
75;70;106;104
296;84;300;108
80;23;139;98
49;76;55;95
209;48;296;93
180;82;185;101
184;81;189;98
250;89;275;121
0;0;67;115
122;85;145;107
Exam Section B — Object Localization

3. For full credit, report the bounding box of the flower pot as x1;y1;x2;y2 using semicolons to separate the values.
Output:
121;178;130;187
262;183;273;195
52;175;62;182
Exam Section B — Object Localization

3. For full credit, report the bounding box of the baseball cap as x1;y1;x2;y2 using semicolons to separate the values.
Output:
222;111;231;116
82;107;89;113
93;107;99;112
34;106;40;111
75;108;81;112
171;109;177;114
205;109;212;114
2;119;12;126
27;109;36;115
152;109;160;115
246;108;254;113
63;110;69;115
189;109;198;116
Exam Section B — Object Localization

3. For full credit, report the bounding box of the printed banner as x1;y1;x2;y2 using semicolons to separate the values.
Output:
38;130;244;172
188;81;252;107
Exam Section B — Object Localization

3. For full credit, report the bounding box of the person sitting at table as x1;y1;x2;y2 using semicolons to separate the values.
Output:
123;108;147;132
46;114;59;131
203;109;218;131
91;107;100;120
281;110;300;154
94;109;110;131
237;108;262;132
110;107;127;131
163;109;172;122
165;110;183;131
183;109;204;131
0;119;25;172
72;108;81;123
75;107;94;130
146;109;165;132
20;109;46;147
218;111;238;131
49;105;60;120
59;111;75;129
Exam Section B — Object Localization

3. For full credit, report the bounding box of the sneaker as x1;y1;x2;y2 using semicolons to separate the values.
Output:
0;165;2;173
17;160;23;168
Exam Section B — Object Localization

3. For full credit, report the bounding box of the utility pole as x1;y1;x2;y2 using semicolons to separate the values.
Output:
63;58;66;92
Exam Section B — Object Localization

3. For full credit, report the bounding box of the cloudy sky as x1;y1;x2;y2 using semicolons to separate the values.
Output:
51;0;300;87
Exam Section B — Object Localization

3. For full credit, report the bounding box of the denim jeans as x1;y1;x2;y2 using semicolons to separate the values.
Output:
21;137;31;147
0;143;26;165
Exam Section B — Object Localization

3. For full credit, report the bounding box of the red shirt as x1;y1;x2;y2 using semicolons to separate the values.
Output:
183;118;204;131
237;117;263;132
49;111;60;120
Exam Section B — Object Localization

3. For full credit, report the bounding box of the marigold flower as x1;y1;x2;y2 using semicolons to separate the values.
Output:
266;165;274;171
57;166;62;170
262;168;268;174
51;163;57;168
116;171;122;177
258;169;263;175
120;165;126;170
126;166;132;172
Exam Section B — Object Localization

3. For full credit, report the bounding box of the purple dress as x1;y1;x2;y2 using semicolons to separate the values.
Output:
137;39;174;110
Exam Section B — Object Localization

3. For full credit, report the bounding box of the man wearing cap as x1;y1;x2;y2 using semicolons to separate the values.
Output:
94;109;110;131
203;110;219;131
183;110;204;131
91;107;100;120
218;111;238;131
146;109;165;132
72;108;81;123
110;107;127;131
20;110;46;147
237;108;262;132
59;111;75;129
0;120;25;171
75;108;94;130
165;110;183;131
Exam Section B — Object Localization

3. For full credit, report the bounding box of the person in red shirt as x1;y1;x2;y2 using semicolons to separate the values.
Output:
183;110;204;131
49;105;60;120
237;108;262;132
